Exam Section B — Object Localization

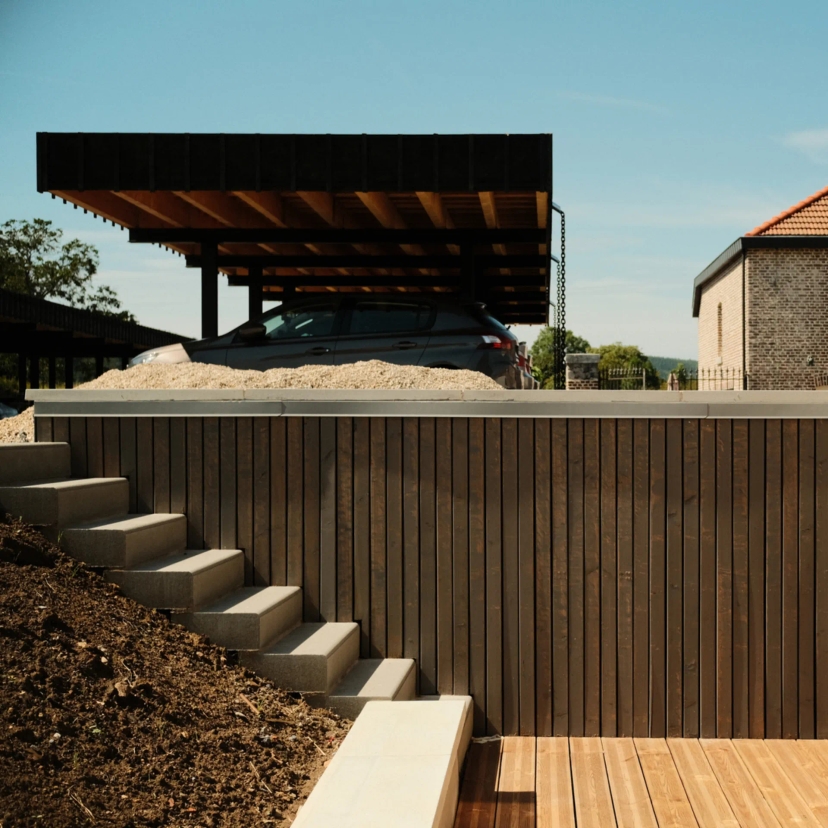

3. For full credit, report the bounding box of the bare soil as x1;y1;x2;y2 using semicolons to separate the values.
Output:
0;359;501;444
0;516;350;827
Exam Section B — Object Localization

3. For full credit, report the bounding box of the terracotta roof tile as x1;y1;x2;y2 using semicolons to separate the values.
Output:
747;184;828;236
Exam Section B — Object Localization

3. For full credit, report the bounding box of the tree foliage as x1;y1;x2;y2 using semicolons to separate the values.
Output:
590;342;661;389
530;327;592;388
0;219;135;322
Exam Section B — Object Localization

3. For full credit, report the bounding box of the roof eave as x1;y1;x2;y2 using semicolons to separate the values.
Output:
691;239;743;317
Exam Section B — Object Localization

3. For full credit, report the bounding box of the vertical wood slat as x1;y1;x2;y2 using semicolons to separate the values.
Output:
303;418;321;622
568;418;585;738
286;418;304;590
319;418;337;621
405;418;421;669
86;417;103;478
649;419;667;738
699;419;717;738
518;418;535;735
337;418;354;623
800;419;816;738
485;418;503;736
34;416;53;442
600;419;618;737
103;418;120;478
583;419;601;737
236;417;254;585
782;419;799;738
252;418;270;585
169;418;186;516
185;418;204;550
202;418;219;549
69;417;87;478
765;419;783;739
52;417;69;445
419;418;437;694
501;418;519;734
747;420;765;738
616;419;634;737
551;419;569;737
632;419;650;737
682;420;700;738
816;420;828;738
468;418;487;734
369;418;387;658
453;419;470;697
153;418;170;514
666;418;683;738
270;418;287;585
535;418;552;736
120;417;137;515
135;418;152;515
353;419;370;656
385;418;403;657
436;418;453;695
731;419;749;739
219;418;236;549
717;419;733;738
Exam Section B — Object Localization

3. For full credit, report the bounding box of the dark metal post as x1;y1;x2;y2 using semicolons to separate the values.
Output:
95;352;104;377
18;354;27;395
201;241;219;338
48;355;56;389
28;355;40;390
248;265;264;321
121;355;129;370
65;355;74;389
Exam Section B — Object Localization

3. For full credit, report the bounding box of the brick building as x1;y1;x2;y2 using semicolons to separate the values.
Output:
693;184;828;390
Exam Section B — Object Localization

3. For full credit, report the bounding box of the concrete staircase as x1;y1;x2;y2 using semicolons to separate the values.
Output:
0;442;416;718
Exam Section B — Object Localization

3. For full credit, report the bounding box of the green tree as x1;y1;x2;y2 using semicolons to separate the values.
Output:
590;342;661;389
0;219;135;322
530;328;592;388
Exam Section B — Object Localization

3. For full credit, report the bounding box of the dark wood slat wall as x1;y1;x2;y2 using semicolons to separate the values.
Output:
40;414;828;739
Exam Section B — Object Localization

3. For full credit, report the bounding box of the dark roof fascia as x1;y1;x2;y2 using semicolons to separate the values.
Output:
0;288;190;348
37;132;553;195
691;235;828;316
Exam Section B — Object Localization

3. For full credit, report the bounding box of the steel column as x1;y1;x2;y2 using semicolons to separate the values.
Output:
201;241;219;338
248;265;264;322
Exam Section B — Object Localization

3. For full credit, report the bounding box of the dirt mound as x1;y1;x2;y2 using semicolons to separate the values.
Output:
81;360;501;391
0;517;350;827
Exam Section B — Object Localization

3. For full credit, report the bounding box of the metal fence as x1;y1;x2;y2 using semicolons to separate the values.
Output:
599;367;744;391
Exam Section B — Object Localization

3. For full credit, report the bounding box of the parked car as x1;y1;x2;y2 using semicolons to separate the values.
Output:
130;295;524;388
0;402;18;419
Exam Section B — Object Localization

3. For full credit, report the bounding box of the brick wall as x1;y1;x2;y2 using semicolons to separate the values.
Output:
697;259;743;374
745;248;828;390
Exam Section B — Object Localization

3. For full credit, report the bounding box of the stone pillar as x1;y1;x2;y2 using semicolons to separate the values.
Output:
565;353;600;390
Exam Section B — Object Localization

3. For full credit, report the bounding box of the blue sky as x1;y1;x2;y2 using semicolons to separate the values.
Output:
2;0;827;359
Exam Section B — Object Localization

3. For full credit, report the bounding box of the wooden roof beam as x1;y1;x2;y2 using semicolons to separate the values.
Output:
415;192;459;254
536;192;548;256
355;192;430;277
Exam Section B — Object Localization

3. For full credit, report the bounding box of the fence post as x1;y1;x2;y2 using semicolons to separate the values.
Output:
642;367;646;391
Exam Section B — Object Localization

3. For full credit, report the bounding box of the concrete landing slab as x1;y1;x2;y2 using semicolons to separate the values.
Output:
175;586;301;650
293;698;473;828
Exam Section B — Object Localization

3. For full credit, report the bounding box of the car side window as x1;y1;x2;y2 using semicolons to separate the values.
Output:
262;304;337;339
348;302;432;335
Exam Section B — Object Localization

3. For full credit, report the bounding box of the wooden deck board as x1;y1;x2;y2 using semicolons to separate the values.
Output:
455;737;828;828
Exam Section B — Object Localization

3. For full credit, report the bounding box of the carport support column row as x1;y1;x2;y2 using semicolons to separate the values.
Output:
248;265;264;322
201;241;219;339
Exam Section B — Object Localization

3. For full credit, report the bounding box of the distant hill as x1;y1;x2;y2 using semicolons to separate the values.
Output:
648;356;698;379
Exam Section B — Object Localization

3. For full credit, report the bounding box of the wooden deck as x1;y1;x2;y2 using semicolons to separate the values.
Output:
454;736;828;827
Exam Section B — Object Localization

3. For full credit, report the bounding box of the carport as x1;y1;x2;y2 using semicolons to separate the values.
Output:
36;133;561;370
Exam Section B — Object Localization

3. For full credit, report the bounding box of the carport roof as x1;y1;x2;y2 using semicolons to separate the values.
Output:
37;133;555;326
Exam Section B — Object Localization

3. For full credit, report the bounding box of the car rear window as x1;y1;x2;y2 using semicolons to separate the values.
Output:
348;302;432;335
263;303;338;339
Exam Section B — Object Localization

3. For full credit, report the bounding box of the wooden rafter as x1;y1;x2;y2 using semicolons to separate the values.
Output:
536;191;548;256
415;192;460;255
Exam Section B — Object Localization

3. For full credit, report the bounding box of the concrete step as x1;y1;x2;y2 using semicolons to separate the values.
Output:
320;658;417;719
0;443;71;486
174;586;302;650
108;548;244;611
241;622;359;693
0;477;129;533
292;697;473;828
61;513;187;568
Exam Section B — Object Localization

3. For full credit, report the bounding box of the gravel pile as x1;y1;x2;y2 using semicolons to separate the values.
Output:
0;360;501;443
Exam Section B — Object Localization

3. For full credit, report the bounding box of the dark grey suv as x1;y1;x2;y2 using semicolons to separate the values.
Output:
132;296;523;387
